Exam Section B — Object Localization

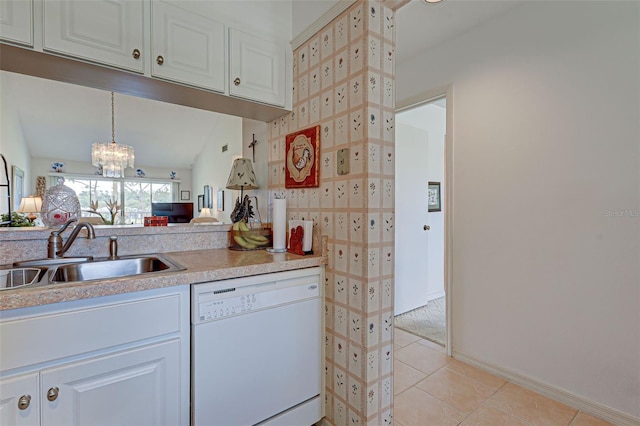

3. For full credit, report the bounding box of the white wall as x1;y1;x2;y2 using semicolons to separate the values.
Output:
176;1;292;42
396;1;640;419
0;77;31;214
192;115;242;224
291;0;340;39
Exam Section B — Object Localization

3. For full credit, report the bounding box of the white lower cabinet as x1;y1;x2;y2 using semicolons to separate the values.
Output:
0;286;189;426
0;372;39;426
41;340;181;426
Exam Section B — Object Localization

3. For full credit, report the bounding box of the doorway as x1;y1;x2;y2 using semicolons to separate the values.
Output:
394;96;447;348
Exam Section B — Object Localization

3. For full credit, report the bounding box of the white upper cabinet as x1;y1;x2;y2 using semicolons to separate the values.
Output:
151;1;225;93
0;0;33;46
229;28;286;107
43;0;144;73
5;0;292;113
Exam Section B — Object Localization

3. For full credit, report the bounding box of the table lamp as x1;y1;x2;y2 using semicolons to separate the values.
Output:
226;158;259;223
17;196;43;223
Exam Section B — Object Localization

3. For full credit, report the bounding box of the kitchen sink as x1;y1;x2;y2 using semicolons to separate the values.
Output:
48;255;185;283
0;268;46;290
13;257;94;268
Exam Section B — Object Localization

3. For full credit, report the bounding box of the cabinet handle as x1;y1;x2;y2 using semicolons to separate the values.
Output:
132;49;141;59
18;394;31;410
234;77;241;86
156;55;164;65
47;386;59;402
423;225;430;231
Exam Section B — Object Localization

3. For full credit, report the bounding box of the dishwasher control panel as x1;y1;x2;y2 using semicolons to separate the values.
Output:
193;269;321;323
199;293;259;321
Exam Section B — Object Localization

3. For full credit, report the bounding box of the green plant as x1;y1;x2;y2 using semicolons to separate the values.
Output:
0;212;35;227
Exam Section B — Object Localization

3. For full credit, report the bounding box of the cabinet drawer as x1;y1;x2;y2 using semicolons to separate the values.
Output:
0;294;182;372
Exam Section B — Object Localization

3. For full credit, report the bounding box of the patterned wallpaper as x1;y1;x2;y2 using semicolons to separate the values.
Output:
268;1;395;424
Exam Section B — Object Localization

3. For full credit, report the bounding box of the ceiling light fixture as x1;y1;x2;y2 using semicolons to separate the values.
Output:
424;0;443;3
91;92;135;178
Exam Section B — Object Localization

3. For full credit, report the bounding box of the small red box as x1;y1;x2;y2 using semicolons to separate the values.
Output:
144;216;168;226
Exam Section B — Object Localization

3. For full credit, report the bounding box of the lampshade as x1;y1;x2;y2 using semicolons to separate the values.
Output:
17;195;43;222
17;196;42;214
226;158;259;190
91;91;135;178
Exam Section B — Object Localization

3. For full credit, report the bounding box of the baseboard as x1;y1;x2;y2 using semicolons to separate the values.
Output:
453;351;640;426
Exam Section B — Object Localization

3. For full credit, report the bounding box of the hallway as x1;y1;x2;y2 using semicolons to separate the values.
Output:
393;328;612;426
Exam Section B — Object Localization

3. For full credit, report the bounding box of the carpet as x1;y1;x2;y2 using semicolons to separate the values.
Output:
394;297;446;346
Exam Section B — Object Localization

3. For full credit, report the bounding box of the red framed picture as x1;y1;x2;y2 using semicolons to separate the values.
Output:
285;125;320;188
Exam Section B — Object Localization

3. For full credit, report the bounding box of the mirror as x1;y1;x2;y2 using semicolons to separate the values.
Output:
0;70;249;225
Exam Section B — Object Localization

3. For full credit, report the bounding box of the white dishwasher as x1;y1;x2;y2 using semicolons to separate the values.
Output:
191;267;323;426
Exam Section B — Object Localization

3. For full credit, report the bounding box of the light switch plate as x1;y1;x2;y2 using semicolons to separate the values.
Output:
337;148;350;175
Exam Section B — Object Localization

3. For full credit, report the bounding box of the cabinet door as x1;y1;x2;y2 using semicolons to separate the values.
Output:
151;1;225;93
43;0;144;73
0;372;39;426
0;0;33;46
41;339;182;426
229;28;286;107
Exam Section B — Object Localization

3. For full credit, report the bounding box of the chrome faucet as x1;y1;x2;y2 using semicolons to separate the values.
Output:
48;219;96;259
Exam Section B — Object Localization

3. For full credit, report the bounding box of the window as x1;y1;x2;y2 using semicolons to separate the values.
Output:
57;175;179;224
123;181;173;224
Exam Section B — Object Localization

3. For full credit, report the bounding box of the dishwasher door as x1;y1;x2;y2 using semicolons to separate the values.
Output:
192;270;322;426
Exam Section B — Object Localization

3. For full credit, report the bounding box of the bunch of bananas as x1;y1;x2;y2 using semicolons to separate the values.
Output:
231;221;270;249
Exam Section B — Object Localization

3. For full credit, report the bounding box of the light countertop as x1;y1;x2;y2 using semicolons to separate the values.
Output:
0;249;327;311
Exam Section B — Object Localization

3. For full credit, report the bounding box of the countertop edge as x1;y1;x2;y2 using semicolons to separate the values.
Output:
0;249;328;311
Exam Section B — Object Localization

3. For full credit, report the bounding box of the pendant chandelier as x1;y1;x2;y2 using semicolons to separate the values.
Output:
91;91;134;178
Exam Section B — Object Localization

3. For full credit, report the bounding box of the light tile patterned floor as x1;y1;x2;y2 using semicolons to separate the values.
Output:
393;328;612;426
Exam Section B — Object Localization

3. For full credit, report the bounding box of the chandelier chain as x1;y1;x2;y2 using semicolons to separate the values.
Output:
111;91;115;143
91;90;134;178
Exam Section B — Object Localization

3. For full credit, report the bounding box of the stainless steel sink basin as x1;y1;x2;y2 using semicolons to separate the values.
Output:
48;255;185;283
13;257;93;268
0;268;46;290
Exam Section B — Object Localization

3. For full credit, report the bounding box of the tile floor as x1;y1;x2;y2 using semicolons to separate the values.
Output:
393;328;613;426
